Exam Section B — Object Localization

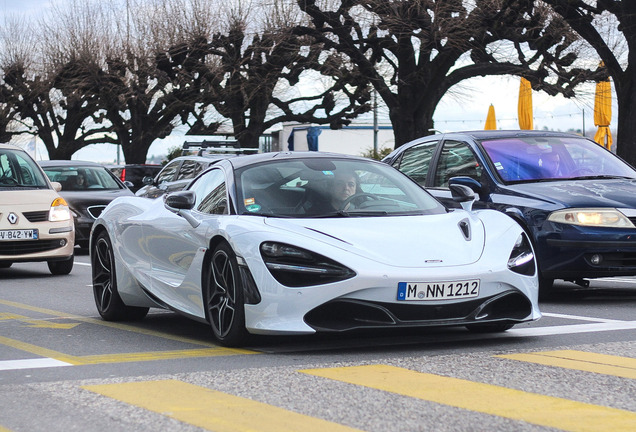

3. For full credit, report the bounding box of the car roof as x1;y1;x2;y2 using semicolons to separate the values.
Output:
38;160;107;168
225;151;376;170
439;130;582;140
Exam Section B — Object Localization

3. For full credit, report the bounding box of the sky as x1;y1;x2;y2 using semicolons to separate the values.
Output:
1;0;619;163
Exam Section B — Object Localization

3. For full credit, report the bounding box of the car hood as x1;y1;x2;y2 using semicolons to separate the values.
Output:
58;189;134;206
0;189;59;207
263;212;485;267
505;178;636;209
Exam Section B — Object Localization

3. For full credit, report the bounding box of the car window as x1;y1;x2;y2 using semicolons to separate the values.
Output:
157;160;180;183
432;140;483;187
43;166;122;190
480;136;636;183
395;140;437;186
0;149;48;188
236;158;445;218
189;169;227;215
177;160;199;180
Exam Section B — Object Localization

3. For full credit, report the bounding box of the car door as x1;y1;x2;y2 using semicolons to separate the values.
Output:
428;139;486;208
143;168;227;317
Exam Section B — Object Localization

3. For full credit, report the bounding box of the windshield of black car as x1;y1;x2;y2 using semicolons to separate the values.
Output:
480;136;636;184
0;149;49;188
235;158;446;218
43;166;124;191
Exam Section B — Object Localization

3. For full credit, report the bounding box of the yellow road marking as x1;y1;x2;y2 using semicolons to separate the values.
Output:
0;311;79;328
0;334;252;366
0;426;12;432
301;364;636;432
498;350;636;379
83;380;364;432
0;299;219;347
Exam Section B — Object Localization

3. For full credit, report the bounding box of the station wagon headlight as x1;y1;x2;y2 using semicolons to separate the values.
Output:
49;197;71;222
507;233;535;276
260;241;355;287
547;208;635;228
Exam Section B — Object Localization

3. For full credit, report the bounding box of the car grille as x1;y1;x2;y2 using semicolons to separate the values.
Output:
87;205;107;219
0;239;67;255
22;211;49;222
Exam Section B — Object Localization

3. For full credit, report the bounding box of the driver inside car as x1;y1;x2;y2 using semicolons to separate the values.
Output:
329;170;361;211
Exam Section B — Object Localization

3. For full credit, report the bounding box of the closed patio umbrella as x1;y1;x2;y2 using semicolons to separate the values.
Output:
594;63;613;150
485;104;497;130
518;77;533;130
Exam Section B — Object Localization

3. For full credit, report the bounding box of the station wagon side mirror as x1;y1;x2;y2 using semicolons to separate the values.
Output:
164;191;200;228
449;183;476;212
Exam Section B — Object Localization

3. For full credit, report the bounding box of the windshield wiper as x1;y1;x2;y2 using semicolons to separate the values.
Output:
568;175;634;181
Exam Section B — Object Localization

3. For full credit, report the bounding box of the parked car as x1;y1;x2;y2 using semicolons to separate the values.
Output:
39;160;134;249
135;154;233;198
0;144;74;274
106;164;162;193
383;130;636;297
90;151;539;346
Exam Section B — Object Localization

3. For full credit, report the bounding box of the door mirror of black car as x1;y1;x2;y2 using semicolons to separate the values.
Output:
123;181;134;189
449;176;485;199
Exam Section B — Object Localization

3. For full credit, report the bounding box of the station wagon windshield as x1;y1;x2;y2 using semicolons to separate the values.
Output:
236;158;445;218
480;136;636;184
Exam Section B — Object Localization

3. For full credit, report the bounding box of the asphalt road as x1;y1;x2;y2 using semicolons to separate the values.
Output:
2;250;636;431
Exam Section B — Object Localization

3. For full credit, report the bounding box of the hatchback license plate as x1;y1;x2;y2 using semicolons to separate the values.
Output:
397;279;480;301
0;229;38;241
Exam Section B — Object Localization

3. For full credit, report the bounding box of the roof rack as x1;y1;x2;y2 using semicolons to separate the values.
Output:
181;140;258;156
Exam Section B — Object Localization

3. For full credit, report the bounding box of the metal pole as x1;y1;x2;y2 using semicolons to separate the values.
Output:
373;90;378;157
582;108;585;137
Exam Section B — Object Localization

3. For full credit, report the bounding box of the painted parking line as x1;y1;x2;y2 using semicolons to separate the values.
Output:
83;380;363;432
0;358;72;371
301;364;636;432
498;350;636;380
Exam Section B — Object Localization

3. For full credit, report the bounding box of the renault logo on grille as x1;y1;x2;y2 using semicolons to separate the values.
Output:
7;212;18;224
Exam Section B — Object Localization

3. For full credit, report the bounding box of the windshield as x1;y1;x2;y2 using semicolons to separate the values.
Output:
0;148;49;189
235;157;446;218
480;136;636;183
43;166;123;191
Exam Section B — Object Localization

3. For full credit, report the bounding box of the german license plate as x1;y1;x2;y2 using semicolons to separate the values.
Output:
397;279;480;301
0;229;38;241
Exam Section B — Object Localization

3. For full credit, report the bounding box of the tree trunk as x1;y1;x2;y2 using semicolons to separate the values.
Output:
614;70;636;166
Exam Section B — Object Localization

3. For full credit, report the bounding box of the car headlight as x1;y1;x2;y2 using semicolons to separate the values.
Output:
49;197;71;222
507;233;535;276
547;208;635;228
260;241;356;287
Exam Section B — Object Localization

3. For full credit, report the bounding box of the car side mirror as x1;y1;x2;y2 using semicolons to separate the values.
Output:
449;183;476;212
123;181;134;189
164;191;200;228
51;181;62;192
449;176;486;200
142;176;154;186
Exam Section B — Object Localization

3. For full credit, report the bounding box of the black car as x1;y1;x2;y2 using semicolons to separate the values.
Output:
135;154;234;198
383;130;636;297
106;163;162;192
39;160;134;249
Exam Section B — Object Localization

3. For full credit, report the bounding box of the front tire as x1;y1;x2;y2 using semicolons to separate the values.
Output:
48;256;74;275
91;231;148;321
205;242;248;346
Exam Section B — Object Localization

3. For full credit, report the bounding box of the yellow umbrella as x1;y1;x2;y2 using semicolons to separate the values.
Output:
594;67;613;150
518;77;533;130
485;104;497;130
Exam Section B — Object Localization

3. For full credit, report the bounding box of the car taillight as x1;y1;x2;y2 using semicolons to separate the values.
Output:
120;168;126;181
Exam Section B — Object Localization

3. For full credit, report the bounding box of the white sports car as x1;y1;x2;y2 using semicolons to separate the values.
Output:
90;152;540;346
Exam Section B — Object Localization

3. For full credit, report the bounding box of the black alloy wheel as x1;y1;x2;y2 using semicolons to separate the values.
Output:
206;242;248;346
91;231;148;321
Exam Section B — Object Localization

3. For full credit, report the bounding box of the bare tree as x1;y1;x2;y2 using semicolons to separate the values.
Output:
189;0;371;150
1;0;115;159
529;1;636;164
297;0;593;147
